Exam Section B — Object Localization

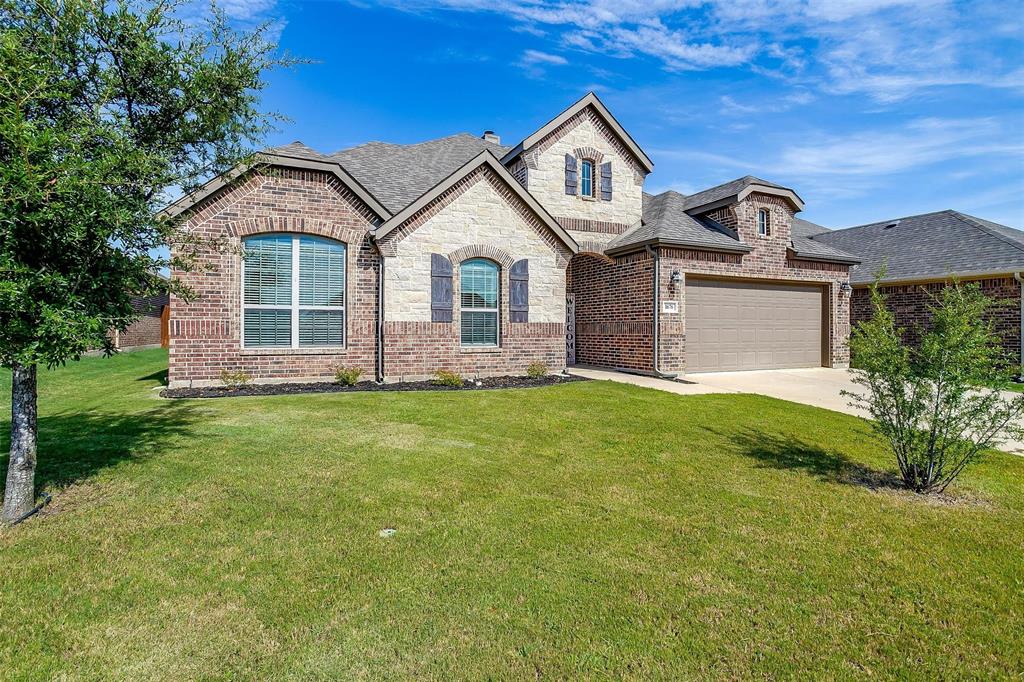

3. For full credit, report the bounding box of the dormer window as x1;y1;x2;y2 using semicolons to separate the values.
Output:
757;208;771;237
580;159;595;198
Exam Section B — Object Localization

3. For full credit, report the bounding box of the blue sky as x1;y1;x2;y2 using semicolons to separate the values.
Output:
212;0;1023;229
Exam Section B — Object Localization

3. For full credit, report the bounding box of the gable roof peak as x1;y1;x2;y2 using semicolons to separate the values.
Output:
372;150;578;254
682;175;802;213
501;91;654;173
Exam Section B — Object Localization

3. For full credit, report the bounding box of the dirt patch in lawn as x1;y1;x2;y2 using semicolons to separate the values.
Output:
161;374;588;399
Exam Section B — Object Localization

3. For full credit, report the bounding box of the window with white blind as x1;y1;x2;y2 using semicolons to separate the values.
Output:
460;259;499;346
242;235;345;348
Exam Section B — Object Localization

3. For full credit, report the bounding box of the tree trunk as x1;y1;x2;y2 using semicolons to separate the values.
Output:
2;363;37;524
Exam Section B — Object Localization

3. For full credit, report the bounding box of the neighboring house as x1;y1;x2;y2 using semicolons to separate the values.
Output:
164;92;860;388
113;291;169;351
809;210;1024;366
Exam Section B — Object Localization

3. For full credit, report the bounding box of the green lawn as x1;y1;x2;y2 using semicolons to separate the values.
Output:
1;350;1022;680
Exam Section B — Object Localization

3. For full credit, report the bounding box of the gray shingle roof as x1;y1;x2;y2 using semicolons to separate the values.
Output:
266;140;328;160
329;134;510;213
606;191;751;254
606;190;858;264
791;217;831;238
787;217;859;263
811;210;1024;284
681;175;790;211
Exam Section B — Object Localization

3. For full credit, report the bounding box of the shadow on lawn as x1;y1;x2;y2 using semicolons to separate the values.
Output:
723;427;903;491
0;402;200;492
137;368;168;385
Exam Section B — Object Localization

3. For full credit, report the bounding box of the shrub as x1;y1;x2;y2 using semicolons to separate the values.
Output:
335;366;363;386
219;369;251;388
432;369;464;387
844;279;1024;494
526;361;549;378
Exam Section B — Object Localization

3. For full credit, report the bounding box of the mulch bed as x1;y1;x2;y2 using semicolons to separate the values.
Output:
161;373;588;399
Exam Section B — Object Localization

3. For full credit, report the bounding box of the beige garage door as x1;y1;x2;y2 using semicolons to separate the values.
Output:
686;278;823;372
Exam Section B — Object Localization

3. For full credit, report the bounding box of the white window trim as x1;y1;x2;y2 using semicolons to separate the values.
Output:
240;233;346;350
459;260;500;348
757;209;770;238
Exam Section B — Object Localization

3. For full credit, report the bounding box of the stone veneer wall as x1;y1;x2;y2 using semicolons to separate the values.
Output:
567;251;654;372
376;165;573;381
523;106;645;228
851;276;1022;366
168;167;380;388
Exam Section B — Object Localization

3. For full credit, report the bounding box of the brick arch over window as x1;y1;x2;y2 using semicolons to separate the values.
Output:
574;146;604;163
228;216;367;247
447;244;515;269
575;240;614;261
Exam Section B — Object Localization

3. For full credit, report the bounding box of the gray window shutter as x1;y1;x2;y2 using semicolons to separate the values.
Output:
431;253;453;323
564;154;577;195
600;161;612;201
509;259;529;323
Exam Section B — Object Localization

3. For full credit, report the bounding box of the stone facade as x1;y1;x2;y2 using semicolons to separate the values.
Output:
522;106;645;231
375;165;574;381
851;276;1021;365
381;168;568;324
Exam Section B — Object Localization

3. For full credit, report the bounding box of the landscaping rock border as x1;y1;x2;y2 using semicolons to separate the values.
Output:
161;374;588;399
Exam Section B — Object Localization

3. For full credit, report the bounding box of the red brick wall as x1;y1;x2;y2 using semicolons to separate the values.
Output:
656;193;853;372
851;277;1021;364
383;322;564;381
169;167;380;388
118;293;168;349
567;251;654;371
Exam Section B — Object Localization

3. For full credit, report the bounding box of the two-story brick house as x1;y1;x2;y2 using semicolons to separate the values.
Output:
164;93;859;388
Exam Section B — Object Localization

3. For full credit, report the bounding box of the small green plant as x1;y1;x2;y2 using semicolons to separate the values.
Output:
845;278;1024;494
335;366;363;386
219;369;252;388
526;361;549;378
432;369;464;387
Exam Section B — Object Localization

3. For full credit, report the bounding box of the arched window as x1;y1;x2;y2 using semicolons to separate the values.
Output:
757;208;770;237
242;234;346;348
460;259;499;346
580;159;594;198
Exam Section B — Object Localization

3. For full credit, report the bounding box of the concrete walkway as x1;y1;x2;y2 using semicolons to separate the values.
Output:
566;365;1024;455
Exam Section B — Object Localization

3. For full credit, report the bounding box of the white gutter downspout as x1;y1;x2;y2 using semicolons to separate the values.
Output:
1015;272;1023;380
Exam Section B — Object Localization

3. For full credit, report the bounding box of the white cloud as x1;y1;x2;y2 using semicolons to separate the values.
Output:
520;49;568;66
517;49;569;77
778;117;1023;177
218;0;278;22
373;0;1023;101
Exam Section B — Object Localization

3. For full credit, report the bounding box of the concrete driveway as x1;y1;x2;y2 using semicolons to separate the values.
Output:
568;365;1024;455
689;368;1024;454
687;368;868;418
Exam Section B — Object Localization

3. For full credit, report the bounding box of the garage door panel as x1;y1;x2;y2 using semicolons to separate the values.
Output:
686;279;823;372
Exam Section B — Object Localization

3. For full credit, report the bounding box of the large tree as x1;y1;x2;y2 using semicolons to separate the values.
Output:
0;0;288;523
